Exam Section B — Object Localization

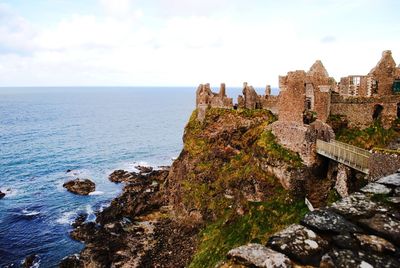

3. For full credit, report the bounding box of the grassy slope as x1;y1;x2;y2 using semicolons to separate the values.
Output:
179;108;307;267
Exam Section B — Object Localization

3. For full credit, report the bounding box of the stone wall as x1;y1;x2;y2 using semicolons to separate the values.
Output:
369;50;398;96
330;94;400;129
260;95;279;115
368;151;400;180
270;120;334;166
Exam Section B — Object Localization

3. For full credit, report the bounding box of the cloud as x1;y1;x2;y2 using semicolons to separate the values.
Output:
0;4;37;56
321;36;336;43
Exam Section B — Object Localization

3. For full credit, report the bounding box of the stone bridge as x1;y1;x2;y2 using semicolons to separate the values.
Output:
316;139;371;174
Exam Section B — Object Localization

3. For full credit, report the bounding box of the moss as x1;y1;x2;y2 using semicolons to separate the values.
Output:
257;131;302;167
189;192;308;268
335;121;399;150
326;189;341;205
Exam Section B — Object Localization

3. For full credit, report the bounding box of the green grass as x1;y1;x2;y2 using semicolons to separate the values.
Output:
189;192;308;268
335;121;399;150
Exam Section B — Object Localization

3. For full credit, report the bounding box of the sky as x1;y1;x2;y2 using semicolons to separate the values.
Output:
0;0;399;87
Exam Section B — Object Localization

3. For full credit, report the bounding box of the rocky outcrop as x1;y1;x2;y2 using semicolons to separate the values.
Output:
63;179;95;195
0;191;5;199
226;172;400;267
61;167;198;268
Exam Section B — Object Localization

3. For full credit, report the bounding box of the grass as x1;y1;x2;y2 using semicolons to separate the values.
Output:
189;191;308;268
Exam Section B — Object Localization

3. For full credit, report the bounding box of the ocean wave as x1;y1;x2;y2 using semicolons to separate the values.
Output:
21;209;40;217
56;211;77;225
88;190;104;196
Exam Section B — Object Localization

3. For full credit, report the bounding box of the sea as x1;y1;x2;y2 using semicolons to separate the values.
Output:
0;86;276;267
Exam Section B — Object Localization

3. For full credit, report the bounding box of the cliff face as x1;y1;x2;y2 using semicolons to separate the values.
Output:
165;108;305;221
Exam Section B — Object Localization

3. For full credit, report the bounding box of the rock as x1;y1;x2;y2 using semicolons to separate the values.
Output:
72;213;88;228
354;233;396;253
320;249;370;268
358;213;400;246
358;251;400;268
70;222;97;242
361;183;392;194
377;173;400;187
227;243;292;268
394;187;400;196
331;234;359;250
22;254;39;268
330;192;387;218
135;165;153;174
63;179;95;195
387;197;400;204
108;169;138;183
60;254;83;268
301;210;361;234
66;169;72;173
0;191;5;199
267;224;328;266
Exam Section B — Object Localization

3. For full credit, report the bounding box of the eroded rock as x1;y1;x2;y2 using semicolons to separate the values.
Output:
358;213;400;246
354;233;396;253
377;173;400;187
330;192;386;218
361;183;392;194
63;179;95;195
227;243;292;268
301;210;361;234
267;224;328;266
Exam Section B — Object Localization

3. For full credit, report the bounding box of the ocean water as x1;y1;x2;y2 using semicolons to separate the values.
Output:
0;87;198;267
0;86;274;267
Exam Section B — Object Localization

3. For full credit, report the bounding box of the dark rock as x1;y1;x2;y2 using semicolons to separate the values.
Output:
267;224;328;266
108;169;137;183
354;233;396;254
394;187;400;196
227;243;292;268
135;165;153;174
70;222;97;242
63;179;95;195
72;213;88;228
358;213;400;246
320;249;368;268
358;251;400;268
331;234;359;250
22;254;39;268
301;210;361;234
0;191;5;199
60;254;83;268
66;169;72;173
330;192;387;218
377;173;400;187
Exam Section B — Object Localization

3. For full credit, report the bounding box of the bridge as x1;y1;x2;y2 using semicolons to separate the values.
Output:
316;139;372;174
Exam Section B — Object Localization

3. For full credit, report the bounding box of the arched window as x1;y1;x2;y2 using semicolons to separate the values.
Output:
372;104;384;120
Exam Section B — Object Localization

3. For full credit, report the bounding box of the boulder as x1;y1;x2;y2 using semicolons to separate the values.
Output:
227;243;292;268
330;192;386;218
108;170;139;183
331;234;359;250
23;254;40;268
135;165;153;174
63;179;95;195
301;210;361;234
376;173;400;187
0;191;5;199
354;234;396;253
320;249;370;268
60;254;83;268
360;183;392;194
267;224;328;266
358;213;400;246
72;213;88;228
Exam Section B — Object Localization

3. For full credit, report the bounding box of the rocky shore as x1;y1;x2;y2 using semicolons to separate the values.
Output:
61;167;200;267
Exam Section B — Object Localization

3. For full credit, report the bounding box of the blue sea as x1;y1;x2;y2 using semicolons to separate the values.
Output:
0;86;275;267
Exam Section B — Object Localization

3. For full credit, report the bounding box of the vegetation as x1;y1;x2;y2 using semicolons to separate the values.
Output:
189;191;308;268
335;121;399;150
178;108;308;267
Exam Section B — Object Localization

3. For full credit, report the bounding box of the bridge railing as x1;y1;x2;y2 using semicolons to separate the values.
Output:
316;139;371;174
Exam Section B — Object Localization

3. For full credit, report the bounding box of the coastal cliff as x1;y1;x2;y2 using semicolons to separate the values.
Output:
62;107;356;267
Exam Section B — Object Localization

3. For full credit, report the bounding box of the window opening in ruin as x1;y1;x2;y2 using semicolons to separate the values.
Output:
350;76;361;86
305;98;312;110
397;103;400;118
372;104;384;121
372;79;378;95
393;80;400;94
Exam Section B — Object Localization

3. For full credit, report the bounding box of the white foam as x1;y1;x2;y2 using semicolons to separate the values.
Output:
56;211;77;225
21;209;40;217
88;191;104;196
